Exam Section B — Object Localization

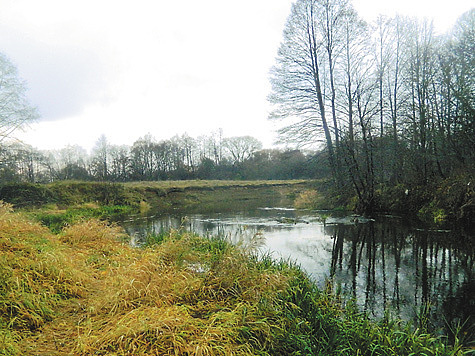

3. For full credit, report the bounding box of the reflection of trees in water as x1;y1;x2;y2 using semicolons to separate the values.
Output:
327;220;474;339
125;213;473;340
125;215;182;242
442;279;475;343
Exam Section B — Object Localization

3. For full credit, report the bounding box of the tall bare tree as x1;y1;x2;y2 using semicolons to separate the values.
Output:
90;135;110;181
222;136;262;165
385;16;407;183
438;9;475;170
404;19;437;183
269;0;338;182
0;53;38;143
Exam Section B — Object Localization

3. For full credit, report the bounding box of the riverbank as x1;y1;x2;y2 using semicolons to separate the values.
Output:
0;180;309;210
294;175;475;229
0;180;311;232
0;204;470;355
1;177;473;229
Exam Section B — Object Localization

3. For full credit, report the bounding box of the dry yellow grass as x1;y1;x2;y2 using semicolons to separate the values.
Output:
0;202;292;355
0;202;89;354
71;233;290;355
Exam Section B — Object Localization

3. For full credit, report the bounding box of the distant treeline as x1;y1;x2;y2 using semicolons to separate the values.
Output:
0;133;328;183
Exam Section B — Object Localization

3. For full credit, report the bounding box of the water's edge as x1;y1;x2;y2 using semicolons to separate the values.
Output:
122;207;474;338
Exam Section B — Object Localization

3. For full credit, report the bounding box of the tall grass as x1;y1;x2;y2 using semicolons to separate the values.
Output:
0;202;89;354
0;203;470;355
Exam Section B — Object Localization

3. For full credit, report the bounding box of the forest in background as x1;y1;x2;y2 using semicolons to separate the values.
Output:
0;133;324;182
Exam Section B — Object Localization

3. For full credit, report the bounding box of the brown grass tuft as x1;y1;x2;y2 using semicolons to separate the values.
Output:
0;203;292;355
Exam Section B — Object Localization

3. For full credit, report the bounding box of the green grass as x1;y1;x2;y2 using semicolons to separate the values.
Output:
31;204;133;233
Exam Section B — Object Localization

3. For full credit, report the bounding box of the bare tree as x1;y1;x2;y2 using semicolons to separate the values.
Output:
130;134;157;180
269;0;355;185
198;129;224;165
337;8;381;212
438;9;475;170
109;145;130;181
90;134;110;180
269;0;333;171
55;144;89;180
404;19;437;183
222;136;262;164
385;16;408;183
318;0;352;160
0;143;51;183
177;133;198;171
0;53;38;143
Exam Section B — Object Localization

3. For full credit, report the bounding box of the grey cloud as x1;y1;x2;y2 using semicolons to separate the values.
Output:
0;29;112;121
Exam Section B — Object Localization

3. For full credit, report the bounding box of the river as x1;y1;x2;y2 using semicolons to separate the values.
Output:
121;207;474;339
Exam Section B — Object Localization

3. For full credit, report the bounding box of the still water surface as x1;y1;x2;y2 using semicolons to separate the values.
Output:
122;207;474;337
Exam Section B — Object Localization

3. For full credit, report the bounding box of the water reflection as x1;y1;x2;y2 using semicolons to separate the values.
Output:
327;222;474;337
122;209;474;339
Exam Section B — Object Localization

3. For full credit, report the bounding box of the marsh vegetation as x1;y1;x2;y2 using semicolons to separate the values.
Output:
0;202;472;355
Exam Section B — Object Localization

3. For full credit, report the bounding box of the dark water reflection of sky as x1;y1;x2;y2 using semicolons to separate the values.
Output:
122;208;474;339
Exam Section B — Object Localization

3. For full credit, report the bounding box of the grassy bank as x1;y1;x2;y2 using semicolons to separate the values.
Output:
123;180;308;213
0;180;310;232
0;180;308;209
0;204;470;355
1;177;473;229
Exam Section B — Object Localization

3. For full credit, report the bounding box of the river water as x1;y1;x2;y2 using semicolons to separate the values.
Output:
121;207;474;338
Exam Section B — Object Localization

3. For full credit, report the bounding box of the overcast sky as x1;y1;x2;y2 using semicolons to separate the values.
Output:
1;0;473;152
